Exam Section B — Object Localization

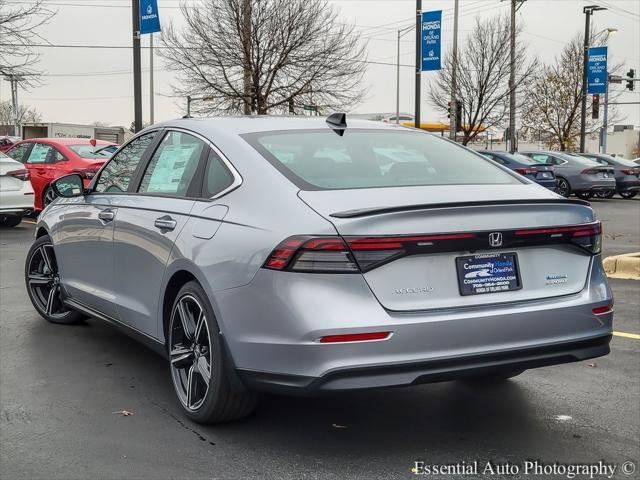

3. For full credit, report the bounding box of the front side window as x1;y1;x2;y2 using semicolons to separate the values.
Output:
95;132;156;193
245;130;519;190
138;131;204;196
6;143;32;163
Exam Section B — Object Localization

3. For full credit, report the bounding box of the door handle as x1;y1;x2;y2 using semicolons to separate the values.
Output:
98;210;115;222
154;216;177;231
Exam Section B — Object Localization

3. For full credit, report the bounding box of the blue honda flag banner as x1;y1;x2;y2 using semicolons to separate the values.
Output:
140;0;161;35
421;10;442;71
587;46;607;94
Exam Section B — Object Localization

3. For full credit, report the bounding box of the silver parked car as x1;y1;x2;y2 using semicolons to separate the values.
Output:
26;116;613;423
576;153;640;199
521;151;616;199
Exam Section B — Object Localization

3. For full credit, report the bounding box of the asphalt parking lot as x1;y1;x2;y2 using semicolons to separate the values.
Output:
1;198;639;480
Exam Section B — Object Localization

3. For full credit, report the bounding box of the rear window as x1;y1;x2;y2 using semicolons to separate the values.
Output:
69;144;111;159
561;153;600;166
244;129;519;190
509;153;539;165
612;157;638;167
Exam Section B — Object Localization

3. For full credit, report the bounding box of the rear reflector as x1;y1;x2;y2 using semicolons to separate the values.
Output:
592;304;613;315
319;332;391;343
6;168;29;181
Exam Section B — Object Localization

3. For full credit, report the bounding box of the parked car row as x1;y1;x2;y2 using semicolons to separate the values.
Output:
0;138;118;222
478;150;639;200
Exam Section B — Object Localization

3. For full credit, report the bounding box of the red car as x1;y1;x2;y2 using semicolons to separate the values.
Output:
5;138;116;210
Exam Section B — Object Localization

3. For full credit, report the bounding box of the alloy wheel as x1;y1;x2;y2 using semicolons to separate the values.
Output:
44;187;57;207
169;295;212;411
26;244;66;318
556;178;570;197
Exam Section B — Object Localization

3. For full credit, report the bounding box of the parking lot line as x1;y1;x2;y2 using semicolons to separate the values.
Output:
613;331;640;340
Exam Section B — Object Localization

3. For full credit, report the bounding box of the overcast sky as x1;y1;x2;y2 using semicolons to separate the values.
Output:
2;0;639;128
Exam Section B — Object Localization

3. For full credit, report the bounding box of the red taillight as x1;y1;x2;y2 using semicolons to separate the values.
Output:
263;236;358;273
319;332;391;343
515;222;602;254
263;233;478;273
515;167;536;175
6;168;29;181
622;168;640;175
592;304;613;315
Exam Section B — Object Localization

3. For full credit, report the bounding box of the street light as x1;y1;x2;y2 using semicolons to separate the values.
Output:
580;5;607;152
396;24;414;125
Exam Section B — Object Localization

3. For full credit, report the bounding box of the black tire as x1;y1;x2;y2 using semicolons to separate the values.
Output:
620;191;637;199
595;190;615;199
575;191;593;200
555;177;571;198
24;235;85;325
0;214;22;227
43;185;57;208
168;281;257;423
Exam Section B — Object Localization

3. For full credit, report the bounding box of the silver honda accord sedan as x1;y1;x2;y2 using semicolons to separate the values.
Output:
25;115;613;423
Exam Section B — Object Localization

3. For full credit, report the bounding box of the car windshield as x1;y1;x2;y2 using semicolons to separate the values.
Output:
69;144;111;159
245;129;519;190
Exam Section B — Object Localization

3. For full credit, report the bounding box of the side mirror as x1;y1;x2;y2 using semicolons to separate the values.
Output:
51;174;85;198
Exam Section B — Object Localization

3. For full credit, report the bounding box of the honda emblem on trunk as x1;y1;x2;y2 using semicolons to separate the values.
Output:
489;232;503;248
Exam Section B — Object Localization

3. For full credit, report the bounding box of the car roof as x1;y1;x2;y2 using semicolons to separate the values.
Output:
150;115;408;136
20;138;114;145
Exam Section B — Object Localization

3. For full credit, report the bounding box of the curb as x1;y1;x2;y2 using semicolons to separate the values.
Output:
603;253;640;280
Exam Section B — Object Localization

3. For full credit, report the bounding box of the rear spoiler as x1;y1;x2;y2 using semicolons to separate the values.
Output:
330;198;591;219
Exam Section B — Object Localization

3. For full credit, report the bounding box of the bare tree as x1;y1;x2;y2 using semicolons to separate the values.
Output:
0;100;42;125
428;15;537;146
160;0;367;115
0;0;54;85
521;32;623;151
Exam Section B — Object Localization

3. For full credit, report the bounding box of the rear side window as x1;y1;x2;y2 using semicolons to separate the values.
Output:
138;131;204;197
244;130;519;190
27;143;64;164
95;132;156;193
203;150;234;197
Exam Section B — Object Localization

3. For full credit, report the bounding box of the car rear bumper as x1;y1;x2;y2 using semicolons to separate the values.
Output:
532;178;557;190
215;256;613;394
617;179;640;192
237;334;611;394
573;177;616;192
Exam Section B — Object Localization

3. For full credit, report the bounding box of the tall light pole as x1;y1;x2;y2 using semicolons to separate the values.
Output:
580;5;607;152
131;0;143;132
449;0;459;140
396;24;414;125
415;0;422;129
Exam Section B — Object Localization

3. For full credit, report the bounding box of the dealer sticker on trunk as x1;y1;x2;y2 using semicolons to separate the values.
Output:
455;252;522;296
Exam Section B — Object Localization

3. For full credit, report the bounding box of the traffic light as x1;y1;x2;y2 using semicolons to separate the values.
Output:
592;94;599;119
447;101;452;119
455;100;462;132
627;69;635;91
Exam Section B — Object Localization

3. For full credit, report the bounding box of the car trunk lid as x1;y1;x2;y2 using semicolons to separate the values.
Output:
298;185;597;311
